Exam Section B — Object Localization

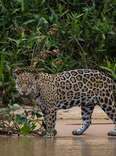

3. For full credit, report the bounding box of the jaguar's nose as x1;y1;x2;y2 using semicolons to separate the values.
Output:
20;91;29;97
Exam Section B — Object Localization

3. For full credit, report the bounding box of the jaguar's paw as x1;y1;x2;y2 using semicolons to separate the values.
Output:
72;129;83;135
108;130;116;136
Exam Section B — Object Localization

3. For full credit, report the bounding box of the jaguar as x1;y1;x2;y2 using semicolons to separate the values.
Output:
14;69;116;137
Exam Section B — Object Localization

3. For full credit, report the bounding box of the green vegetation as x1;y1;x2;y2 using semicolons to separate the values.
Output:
100;58;116;80
0;104;43;135
0;104;57;136
0;0;116;106
0;0;116;135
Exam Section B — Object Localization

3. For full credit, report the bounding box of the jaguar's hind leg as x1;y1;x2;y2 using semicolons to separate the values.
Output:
100;102;116;136
99;93;116;136
72;104;95;135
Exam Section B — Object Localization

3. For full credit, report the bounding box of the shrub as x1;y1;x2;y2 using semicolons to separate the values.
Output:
0;0;116;105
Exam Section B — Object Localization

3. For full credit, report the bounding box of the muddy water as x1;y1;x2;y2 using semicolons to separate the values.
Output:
0;136;116;156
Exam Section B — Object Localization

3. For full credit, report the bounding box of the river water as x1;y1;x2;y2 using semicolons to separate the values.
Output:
0;136;116;156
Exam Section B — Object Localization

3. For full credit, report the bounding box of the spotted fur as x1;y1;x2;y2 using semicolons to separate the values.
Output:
15;69;116;137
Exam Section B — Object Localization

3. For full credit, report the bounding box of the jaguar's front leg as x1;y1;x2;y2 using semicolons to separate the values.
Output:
43;109;57;138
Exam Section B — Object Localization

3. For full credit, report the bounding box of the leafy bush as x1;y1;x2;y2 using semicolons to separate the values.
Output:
0;104;58;136
0;0;116;106
0;104;43;136
100;58;116;80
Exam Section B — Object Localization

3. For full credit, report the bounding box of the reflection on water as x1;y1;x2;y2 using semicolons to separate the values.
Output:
0;136;116;156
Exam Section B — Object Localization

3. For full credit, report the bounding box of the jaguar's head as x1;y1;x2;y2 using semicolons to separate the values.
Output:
14;72;37;98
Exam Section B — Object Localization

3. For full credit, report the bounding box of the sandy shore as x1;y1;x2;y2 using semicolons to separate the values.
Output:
56;106;114;138
56;120;114;138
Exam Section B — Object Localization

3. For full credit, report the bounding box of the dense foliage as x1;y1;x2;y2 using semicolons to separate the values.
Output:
0;0;116;106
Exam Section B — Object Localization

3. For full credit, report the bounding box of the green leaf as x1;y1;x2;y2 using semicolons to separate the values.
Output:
35;112;42;118
16;115;23;125
24;110;29;116
8;104;13;110
21;0;24;12
16;114;28;125
23;19;35;25
20;125;30;136
31;110;36;116
8;117;12;124
0;108;8;114
12;104;20;111
100;66;116;80
0;53;5;79
31;123;36;130
54;129;57;136
100;66;113;73
31;110;42;118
